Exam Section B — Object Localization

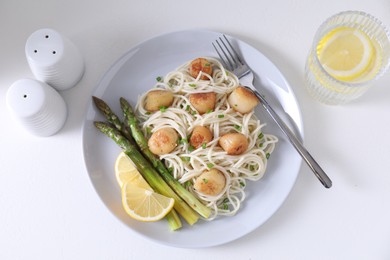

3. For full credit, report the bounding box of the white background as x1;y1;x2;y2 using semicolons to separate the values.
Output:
1;0;390;259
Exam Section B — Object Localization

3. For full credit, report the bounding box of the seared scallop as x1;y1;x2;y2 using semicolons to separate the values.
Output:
189;92;216;114
194;169;226;196
144;90;174;112
148;128;178;155
189;58;213;80
219;133;248;155
190;125;213;149
228;86;259;114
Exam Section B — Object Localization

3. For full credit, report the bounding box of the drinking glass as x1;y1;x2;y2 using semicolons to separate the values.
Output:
304;11;390;105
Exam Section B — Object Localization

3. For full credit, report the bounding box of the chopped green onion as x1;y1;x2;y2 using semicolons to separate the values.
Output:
234;125;242;131
188;145;195;152
185;105;190;111
203;178;208;183
181;156;190;162
189;83;196;87
204;63;211;66
179;138;188;145
218;114;224;118
207;109;213;114
266;153;270;159
145;111;151;115
223;203;229;210
258;132;264;139
239;181;245;187
159;106;168;112
207;163;214;168
156;76;163;82
201;143;207;149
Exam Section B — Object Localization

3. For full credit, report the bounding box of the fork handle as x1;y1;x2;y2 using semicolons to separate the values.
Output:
253;91;332;188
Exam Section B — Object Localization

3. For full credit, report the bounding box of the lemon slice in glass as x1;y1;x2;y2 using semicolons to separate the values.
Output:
317;27;375;81
122;181;175;222
115;152;152;190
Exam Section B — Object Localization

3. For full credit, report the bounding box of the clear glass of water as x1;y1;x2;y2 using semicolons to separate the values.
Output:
304;11;390;105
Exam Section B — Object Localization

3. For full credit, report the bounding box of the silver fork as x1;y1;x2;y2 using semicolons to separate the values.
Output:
213;35;332;188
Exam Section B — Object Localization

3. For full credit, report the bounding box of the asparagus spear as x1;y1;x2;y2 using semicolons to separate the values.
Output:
92;96;182;230
94;121;199;225
165;207;182;231
120;97;211;219
92;96;133;142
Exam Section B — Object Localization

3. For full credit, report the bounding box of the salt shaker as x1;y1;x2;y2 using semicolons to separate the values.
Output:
6;79;67;137
25;28;85;91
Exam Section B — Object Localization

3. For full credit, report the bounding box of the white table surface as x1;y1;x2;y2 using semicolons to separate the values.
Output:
1;0;390;259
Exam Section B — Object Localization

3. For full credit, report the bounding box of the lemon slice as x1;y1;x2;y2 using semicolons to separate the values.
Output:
317;27;375;81
115;152;152;190
122;181;174;222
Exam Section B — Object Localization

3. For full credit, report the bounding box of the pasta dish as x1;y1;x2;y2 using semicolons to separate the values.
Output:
135;57;278;220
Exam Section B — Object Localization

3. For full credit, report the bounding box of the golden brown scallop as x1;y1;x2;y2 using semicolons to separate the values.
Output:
144;90;174;112
189;92;216;114
218;133;248;155
228;86;259;114
189;58;213;80
190;125;213;149
194;169;226;196
148;128;178;155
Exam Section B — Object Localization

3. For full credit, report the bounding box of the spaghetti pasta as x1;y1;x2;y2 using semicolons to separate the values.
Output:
135;57;278;220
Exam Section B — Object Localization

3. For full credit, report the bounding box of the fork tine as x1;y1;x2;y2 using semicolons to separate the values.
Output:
212;42;229;69
213;38;234;71
217;39;234;68
213;34;246;72
219;35;241;69
222;35;244;65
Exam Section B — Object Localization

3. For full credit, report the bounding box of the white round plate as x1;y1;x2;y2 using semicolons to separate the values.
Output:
82;30;303;248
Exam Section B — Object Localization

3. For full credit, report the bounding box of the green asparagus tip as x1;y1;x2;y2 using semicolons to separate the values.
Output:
94;121;105;128
92;96;102;106
94;121;115;134
92;96;110;113
120;97;132;111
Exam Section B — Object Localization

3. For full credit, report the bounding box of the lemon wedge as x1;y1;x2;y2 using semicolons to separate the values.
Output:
317;27;375;81
122;181;175;222
115;152;151;190
115;152;174;222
